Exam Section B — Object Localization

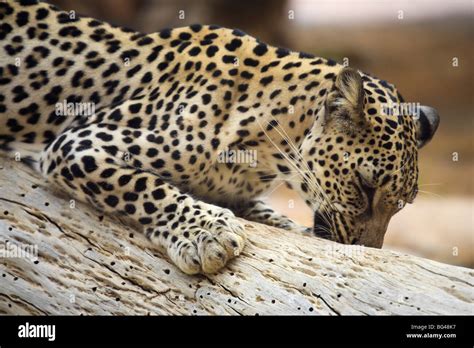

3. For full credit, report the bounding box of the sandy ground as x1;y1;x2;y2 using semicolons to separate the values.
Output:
267;188;473;268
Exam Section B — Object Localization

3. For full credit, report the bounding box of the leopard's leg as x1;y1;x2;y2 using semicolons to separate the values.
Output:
39;128;245;275
233;200;311;233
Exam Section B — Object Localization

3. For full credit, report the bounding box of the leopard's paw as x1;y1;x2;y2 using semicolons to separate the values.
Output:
152;208;246;275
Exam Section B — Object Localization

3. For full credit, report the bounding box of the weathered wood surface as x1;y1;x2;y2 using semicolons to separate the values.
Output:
0;158;472;315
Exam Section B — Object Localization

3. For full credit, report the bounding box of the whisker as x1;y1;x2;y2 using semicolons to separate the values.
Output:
417;189;443;198
260;117;335;228
270;120;336;216
244;167;317;174
255;120;309;192
247;177;307;184
390;151;414;176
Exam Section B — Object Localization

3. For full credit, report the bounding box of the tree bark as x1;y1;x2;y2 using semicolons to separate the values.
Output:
0;158;472;315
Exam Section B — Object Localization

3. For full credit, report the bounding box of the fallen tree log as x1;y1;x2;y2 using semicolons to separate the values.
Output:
0;158;472;315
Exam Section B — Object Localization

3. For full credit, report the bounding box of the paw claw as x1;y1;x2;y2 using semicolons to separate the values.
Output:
159;207;247;274
167;241;201;275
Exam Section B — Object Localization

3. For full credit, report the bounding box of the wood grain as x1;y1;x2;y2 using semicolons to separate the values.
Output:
0;158;472;315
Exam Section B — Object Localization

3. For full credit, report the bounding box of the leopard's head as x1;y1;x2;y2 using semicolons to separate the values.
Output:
299;67;439;248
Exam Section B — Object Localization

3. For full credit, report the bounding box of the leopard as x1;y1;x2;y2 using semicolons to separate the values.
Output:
0;0;440;274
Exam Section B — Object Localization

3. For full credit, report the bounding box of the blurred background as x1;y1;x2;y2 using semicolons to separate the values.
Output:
50;0;473;267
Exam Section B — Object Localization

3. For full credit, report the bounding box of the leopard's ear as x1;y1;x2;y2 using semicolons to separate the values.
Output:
325;67;366;131
334;67;365;112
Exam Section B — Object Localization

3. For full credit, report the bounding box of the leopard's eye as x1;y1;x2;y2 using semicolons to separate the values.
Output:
380;174;391;187
356;171;375;211
356;171;375;191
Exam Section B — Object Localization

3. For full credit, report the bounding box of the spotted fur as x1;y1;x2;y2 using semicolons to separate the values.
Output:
0;0;439;274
